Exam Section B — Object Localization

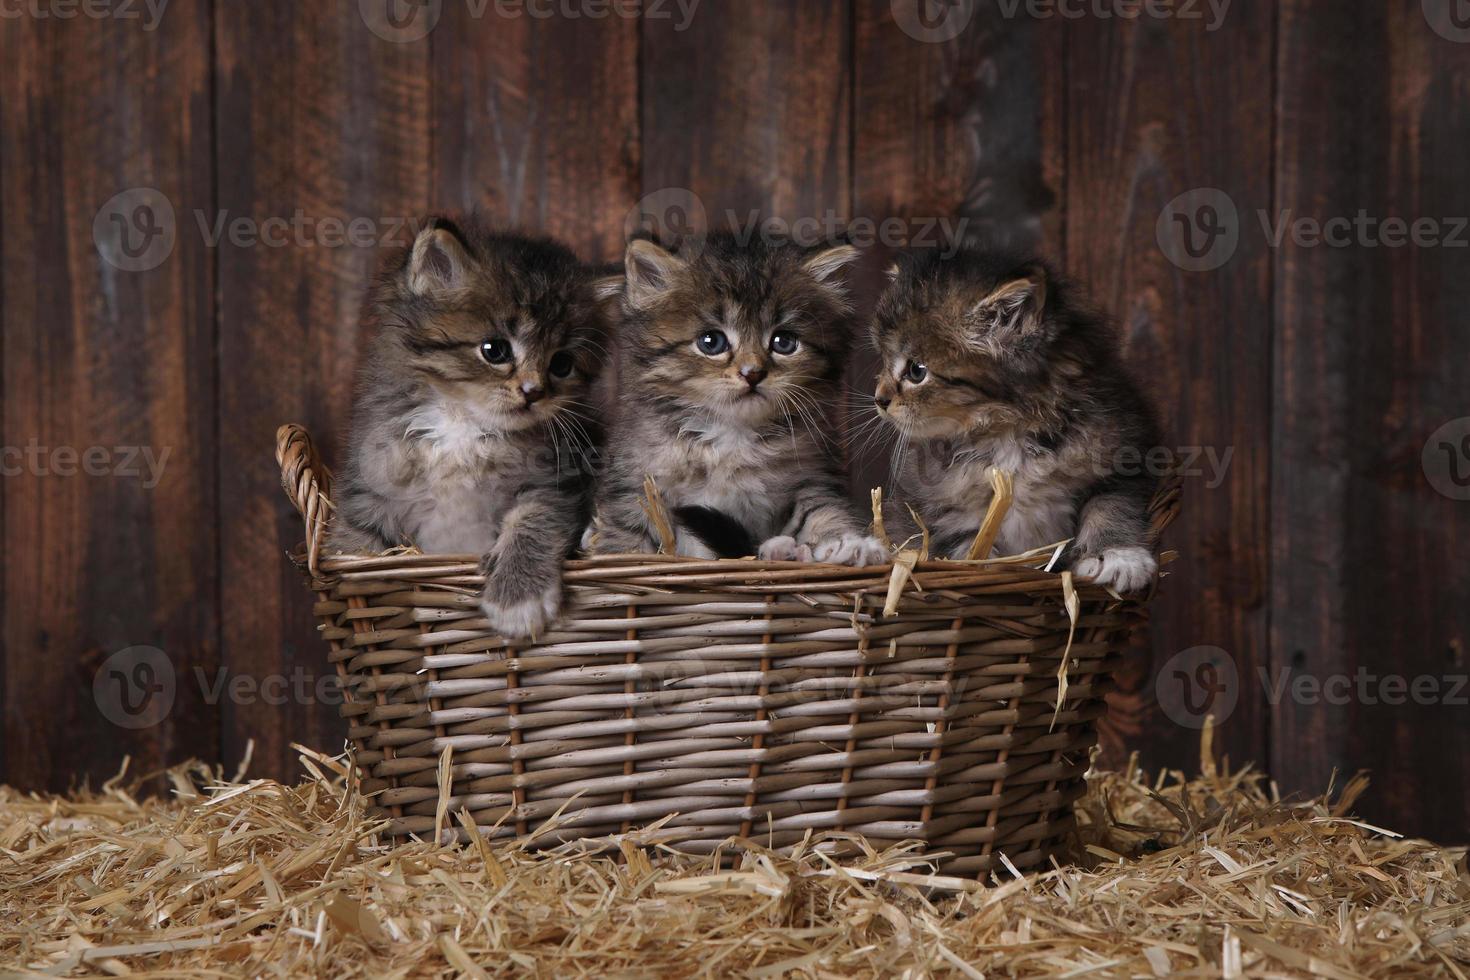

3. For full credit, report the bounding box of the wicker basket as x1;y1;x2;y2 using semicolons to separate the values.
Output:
277;423;1179;875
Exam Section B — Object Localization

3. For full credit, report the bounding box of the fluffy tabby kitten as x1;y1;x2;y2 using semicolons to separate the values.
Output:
872;249;1162;592
588;232;888;566
330;216;613;636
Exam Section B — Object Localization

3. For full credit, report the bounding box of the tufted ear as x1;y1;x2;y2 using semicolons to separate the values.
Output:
801;243;861;291
967;264;1048;342
408;221;472;296
624;238;687;309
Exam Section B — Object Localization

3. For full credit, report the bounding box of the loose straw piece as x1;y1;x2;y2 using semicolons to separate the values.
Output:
640;475;677;555
882;549;921;617
1050;570;1080;732
870;488;892;551
966;468;1014;560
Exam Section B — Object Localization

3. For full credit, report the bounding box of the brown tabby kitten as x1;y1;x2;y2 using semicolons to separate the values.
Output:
588;232;887;566
330;216;614;636
872;249;1162;592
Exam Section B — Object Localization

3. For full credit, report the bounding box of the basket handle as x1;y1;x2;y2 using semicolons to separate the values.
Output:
276;423;334;574
1148;472;1183;541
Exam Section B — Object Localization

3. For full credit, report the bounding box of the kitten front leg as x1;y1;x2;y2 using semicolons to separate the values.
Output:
480;494;578;639
1065;476;1159;594
782;479;890;567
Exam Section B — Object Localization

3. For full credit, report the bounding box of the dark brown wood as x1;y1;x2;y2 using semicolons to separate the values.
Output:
642;0;850;238
1063;10;1275;771
430;3;639;261
214;4;431;777
1273;0;1470;840
1;4;218;789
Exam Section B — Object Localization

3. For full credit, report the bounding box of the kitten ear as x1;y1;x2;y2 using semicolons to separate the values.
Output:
968;265;1048;340
591;273;624;318
801;244;861;290
624;238;687;308
408;223;472;296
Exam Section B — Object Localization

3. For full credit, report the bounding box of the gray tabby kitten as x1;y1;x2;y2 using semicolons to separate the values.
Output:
872;249;1162;592
588;232;888;566
330;217;613;636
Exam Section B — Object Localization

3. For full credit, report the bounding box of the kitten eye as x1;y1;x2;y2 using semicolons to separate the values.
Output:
696;330;730;356
769;330;800;355
480;338;513;365
548;351;575;379
904;360;928;384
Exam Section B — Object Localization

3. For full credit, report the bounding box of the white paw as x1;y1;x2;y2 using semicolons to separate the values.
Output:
481;583;561;639
1073;546;1157;594
813;533;890;568
758;535;813;562
578;524;595;553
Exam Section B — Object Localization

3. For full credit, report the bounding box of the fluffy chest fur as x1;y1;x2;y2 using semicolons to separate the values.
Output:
352;405;553;555
636;420;799;540
902;433;1094;558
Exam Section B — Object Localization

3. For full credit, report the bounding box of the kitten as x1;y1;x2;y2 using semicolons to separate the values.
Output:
872;249;1162;593
588;232;888;567
330;216;613;637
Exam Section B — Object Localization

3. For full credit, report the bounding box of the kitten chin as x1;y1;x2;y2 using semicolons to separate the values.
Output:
330;214;616;636
873;249;1163;593
588;232;889;567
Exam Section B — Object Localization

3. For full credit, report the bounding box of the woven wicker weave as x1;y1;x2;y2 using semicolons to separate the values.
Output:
277;423;1179;875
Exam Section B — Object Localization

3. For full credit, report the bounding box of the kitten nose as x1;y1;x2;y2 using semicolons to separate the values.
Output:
876;396;893;412
739;365;767;389
520;381;546;405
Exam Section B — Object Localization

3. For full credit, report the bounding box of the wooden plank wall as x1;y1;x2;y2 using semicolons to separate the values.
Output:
1;0;1465;840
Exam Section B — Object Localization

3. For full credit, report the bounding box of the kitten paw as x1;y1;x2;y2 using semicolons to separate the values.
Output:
758;535;814;562
1072;546;1157;594
480;583;561;640
813;533;891;568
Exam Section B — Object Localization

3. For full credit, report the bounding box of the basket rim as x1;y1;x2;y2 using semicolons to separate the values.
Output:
277;422;1182;594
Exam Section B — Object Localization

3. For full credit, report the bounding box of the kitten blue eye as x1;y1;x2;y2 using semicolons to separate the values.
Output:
769;330;799;355
480;339;513;365
904;360;928;384
696;330;730;356
548;351;575;379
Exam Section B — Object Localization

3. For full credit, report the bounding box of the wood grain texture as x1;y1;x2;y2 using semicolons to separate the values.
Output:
1;4;218;789
1273;0;1470;840
642;0;851;235
431;3;639;262
1063;10;1274;771
214;3;431;776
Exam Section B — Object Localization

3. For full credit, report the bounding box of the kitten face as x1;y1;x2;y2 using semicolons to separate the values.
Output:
620;234;858;429
872;253;1056;439
376;218;611;434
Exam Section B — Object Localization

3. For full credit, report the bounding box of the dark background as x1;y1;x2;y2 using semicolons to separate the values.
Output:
2;0;1466;841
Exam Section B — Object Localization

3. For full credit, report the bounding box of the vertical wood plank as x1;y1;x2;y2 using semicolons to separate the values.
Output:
1273;0;1470;839
1064;9;1274;770
431;4;640;262
1;3;218;787
642;0;851;236
215;4;430;778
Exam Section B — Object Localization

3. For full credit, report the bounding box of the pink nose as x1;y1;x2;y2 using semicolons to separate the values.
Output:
739;365;767;389
521;382;546;405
